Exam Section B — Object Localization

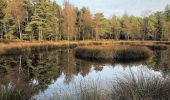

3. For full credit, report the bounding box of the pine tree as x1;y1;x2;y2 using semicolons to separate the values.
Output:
26;0;50;41
154;12;167;41
0;0;7;39
154;13;162;40
93;13;105;40
120;13;130;40
165;4;170;41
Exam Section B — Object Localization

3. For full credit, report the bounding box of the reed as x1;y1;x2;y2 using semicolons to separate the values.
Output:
51;80;109;100
51;70;170;100
110;71;170;100
0;84;25;100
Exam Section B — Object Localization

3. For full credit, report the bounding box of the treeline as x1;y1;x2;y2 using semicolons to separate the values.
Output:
0;0;170;41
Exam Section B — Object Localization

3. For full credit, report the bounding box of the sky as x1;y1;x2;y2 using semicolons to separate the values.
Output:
55;0;170;18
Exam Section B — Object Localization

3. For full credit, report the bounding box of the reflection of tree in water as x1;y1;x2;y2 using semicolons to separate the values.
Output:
58;49;77;84
0;49;96;98
2;48;169;99
76;60;106;76
76;59;93;77
0;56;34;98
147;47;170;76
0;50;64;98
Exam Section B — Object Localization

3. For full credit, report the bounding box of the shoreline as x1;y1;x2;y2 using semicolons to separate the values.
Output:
0;40;170;56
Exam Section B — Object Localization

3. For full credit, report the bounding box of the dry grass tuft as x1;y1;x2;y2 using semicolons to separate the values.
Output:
51;71;170;100
0;84;25;100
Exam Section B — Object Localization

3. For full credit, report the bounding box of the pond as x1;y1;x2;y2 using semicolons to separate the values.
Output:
0;46;170;100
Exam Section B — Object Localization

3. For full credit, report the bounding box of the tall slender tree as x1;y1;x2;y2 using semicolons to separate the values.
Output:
93;13;105;40
80;7;93;40
62;1;76;41
0;0;7;39
109;16;121;40
154;12;167;41
5;0;27;39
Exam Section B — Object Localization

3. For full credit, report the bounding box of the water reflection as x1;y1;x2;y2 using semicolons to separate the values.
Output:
0;47;169;99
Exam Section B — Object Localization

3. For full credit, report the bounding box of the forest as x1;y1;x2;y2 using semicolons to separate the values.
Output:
0;0;170;41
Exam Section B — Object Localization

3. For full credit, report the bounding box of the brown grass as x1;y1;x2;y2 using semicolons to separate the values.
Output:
74;45;153;61
0;39;169;56
51;71;170;100
130;43;168;50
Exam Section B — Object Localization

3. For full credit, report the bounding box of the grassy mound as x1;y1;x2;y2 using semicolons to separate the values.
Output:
74;45;153;61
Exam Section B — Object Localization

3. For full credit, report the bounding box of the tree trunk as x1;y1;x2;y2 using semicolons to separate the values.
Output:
56;34;58;41
0;25;3;39
31;31;34;42
3;24;7;39
96;27;98;41
67;26;70;41
41;28;43;41
18;19;22;40
83;29;85;41
91;30;93;40
38;26;41;41
79;27;81;40
75;34;77;41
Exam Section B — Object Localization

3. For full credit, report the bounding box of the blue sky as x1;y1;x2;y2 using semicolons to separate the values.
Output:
55;0;170;18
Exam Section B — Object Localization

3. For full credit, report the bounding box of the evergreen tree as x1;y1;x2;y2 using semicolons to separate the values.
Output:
154;12;167;41
109;16;121;40
26;0;50;41
93;13;106;40
165;4;170;41
0;0;7;39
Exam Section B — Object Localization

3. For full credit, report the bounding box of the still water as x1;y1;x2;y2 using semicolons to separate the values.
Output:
0;46;170;99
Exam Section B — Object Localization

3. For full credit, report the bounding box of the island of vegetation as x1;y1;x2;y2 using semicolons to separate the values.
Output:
74;45;153;61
